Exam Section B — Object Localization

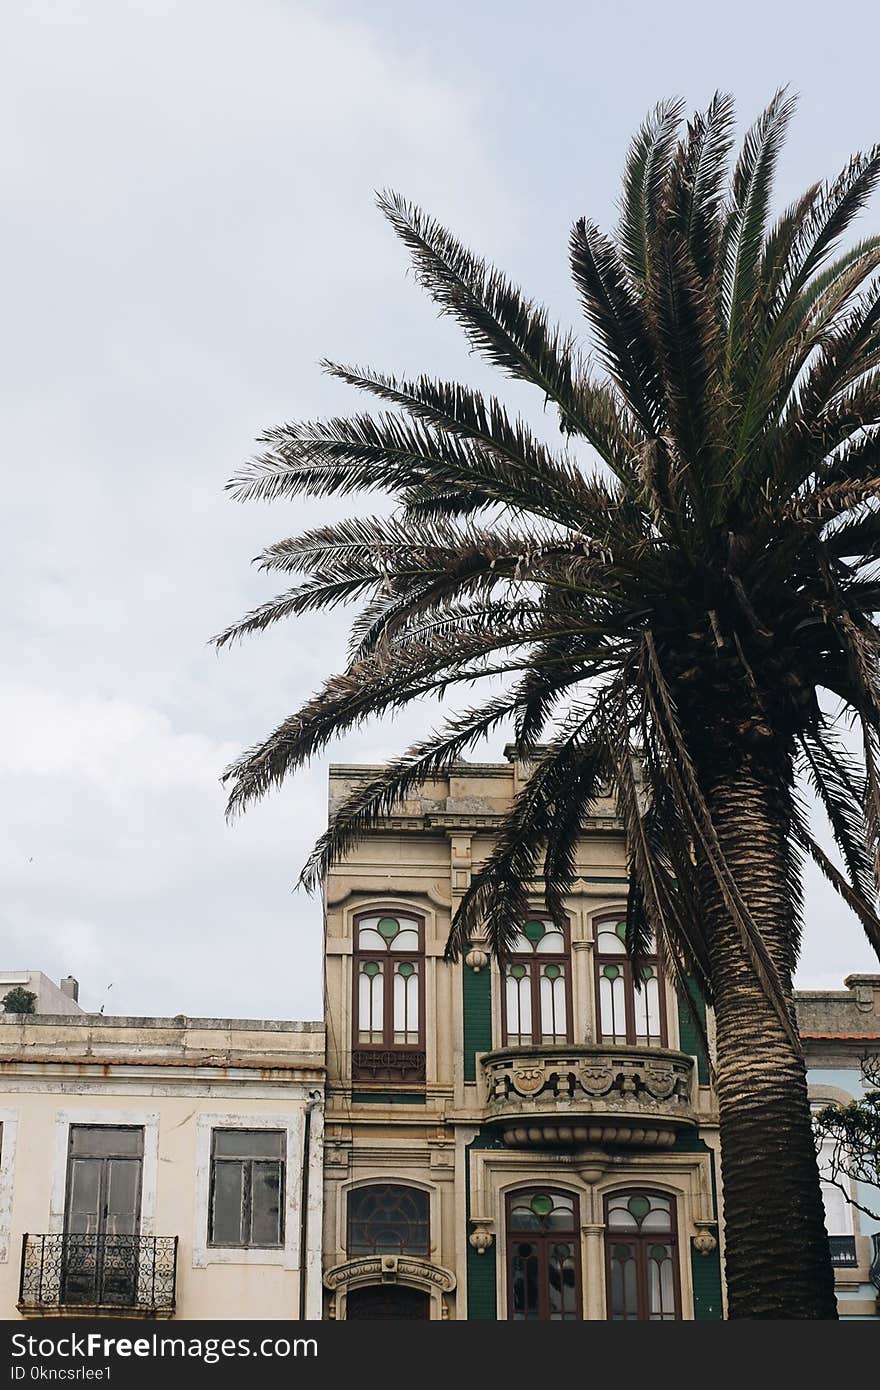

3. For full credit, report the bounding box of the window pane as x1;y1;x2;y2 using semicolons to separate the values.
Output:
634;971;662;1046
70;1126;143;1158
358;915;420;951
357;927;386;951
548;1242;578;1319
347;1185;429;1256
596;919;627;954
211;1160;245;1244
357;961;384;1043
392;962;419;1043
510;1241;540;1319
648;1244;676;1319
509;1192;576;1233
609;1242;639;1319
213;1130;284;1159
535;927;566;955
250;1161;284;1246
66;1159;101;1234
505;965;532;1043
389;929;420;952
539;964;567;1043
103;1159;140;1236
600;968;627;1043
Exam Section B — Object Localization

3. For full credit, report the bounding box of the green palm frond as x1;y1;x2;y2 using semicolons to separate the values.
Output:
722;88;798;373
618;97;686;282
217;90;880;1015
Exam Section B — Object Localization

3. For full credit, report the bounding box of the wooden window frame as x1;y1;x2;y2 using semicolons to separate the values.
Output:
500;917;574;1047
351;909;426;1084
603;1189;682;1321
593;914;668;1047
207;1128;286;1250
505;1188;583;1322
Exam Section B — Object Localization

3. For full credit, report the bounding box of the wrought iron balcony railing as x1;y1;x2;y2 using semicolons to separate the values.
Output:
18;1234;178;1316
828;1235;858;1267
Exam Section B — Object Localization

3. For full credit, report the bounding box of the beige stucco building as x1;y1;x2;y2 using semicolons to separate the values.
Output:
321;751;724;1321
0;1009;324;1319
798;974;880;1318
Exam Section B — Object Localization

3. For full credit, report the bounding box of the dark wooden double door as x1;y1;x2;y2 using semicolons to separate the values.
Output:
62;1125;144;1306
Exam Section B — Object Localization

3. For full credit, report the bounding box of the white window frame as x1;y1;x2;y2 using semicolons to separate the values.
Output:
0;1109;20;1262
192;1112;304;1269
49;1109;160;1235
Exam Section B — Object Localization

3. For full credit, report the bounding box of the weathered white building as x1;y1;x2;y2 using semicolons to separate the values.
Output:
0;1004;324;1319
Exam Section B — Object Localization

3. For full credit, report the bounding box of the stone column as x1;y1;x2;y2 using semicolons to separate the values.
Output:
580;1224;606;1320
578;1157;606;1320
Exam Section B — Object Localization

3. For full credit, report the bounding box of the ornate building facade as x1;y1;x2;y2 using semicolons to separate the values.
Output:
320;750;724;1320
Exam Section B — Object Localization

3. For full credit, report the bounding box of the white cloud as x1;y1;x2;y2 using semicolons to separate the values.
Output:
2;0;878;1024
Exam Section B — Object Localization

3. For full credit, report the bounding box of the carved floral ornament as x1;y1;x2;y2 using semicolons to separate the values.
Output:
323;1254;456;1293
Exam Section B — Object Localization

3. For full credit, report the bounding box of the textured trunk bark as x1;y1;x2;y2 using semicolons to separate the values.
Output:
699;758;838;1319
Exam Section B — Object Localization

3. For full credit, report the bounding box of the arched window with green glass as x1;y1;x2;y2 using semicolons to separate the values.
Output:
604;1190;681;1320
501;917;572;1046
593;914;667;1047
506;1189;582;1320
352;910;425;1083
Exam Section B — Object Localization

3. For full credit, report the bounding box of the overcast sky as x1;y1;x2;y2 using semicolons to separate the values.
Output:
3;0;880;1021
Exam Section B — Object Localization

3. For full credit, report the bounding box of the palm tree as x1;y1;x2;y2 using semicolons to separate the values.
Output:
215;91;880;1318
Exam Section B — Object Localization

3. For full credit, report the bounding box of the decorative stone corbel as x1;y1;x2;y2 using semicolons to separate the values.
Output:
465;946;489;973
692;1225;718;1256
468;1222;495;1255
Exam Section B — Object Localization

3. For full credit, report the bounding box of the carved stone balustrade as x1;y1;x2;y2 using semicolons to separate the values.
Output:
481;1044;697;1148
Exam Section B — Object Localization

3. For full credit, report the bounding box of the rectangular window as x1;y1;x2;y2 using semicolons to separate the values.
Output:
208;1130;285;1248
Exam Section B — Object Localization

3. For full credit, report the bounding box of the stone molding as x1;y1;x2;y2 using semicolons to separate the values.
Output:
323;1254;456;1294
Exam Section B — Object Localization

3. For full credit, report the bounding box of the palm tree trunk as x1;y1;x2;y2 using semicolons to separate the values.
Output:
698;755;838;1319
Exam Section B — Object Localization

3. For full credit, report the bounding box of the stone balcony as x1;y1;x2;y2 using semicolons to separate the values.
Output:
481;1044;697;1148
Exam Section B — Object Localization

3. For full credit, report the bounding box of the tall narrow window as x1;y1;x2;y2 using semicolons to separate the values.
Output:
347;1184;430;1257
62;1126;144;1306
594;915;666;1046
814;1115;857;1265
506;1190;582;1321
604;1191;681;1320
502;918;571;1046
209;1129;285;1248
352;911;425;1083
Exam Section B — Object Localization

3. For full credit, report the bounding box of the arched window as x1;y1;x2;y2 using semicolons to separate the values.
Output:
347;1184;430;1257
604;1191;681;1320
506;1189;582;1321
594;915;666;1046
502;917;572;1046
352;911;425;1083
